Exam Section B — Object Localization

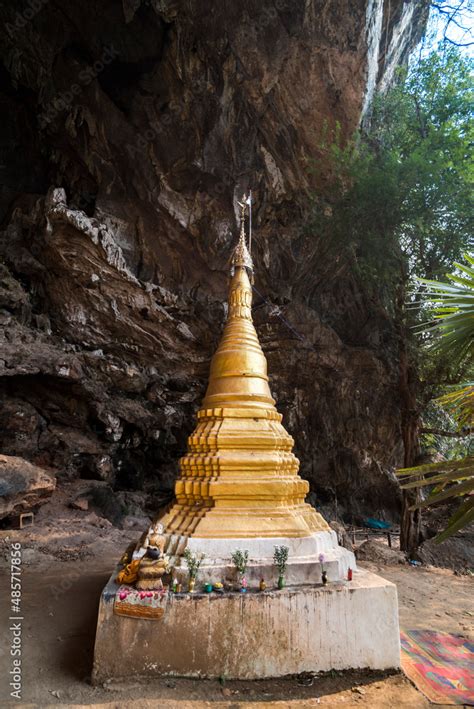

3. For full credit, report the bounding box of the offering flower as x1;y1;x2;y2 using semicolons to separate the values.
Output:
274;545;290;589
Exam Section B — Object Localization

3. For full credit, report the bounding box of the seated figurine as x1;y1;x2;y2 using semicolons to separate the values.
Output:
135;527;170;590
116;522;169;588
132;521;166;560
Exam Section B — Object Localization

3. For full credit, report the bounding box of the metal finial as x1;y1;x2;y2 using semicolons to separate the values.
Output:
232;194;253;274
237;194;248;229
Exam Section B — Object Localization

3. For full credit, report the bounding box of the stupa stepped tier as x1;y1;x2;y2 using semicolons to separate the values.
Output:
92;200;400;682
158;221;354;584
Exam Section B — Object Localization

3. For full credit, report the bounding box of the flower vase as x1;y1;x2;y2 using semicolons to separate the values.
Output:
188;577;196;593
277;575;285;590
322;570;328;585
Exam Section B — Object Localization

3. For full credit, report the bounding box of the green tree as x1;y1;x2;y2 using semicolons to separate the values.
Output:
312;46;473;288
309;47;473;552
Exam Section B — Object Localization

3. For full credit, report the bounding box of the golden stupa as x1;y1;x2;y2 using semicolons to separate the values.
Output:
93;200;396;686
159;199;329;541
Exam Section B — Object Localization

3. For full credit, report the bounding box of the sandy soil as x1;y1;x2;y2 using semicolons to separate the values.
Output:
0;493;472;708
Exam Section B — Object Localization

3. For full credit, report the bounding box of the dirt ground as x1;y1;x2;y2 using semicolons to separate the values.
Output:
0;494;472;708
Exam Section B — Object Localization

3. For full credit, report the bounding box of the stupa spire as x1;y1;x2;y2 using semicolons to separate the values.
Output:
157;198;329;540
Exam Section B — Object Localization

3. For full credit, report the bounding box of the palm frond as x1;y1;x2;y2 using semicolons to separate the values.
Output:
417;253;474;365
399;255;474;542
435;498;474;544
436;384;474;430
397;456;474;479
397;456;474;542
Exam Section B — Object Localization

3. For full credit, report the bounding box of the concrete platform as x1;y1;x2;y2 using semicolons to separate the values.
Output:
92;568;400;682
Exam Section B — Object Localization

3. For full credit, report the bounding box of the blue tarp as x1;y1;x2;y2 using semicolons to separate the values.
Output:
363;517;392;530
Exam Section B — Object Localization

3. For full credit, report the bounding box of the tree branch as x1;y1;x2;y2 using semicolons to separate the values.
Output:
421;426;473;438
443;37;474;46
431;0;474;47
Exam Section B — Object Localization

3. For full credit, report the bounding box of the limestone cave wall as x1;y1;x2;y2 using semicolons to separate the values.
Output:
0;0;429;521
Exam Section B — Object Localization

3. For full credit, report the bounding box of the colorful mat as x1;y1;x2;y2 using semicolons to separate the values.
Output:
113;585;167;619
401;629;474;705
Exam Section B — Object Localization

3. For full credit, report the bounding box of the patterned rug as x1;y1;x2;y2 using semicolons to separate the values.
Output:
401;629;474;705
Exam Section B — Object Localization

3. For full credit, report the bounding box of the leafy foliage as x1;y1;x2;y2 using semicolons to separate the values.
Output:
310;47;473;295
183;548;205;579
437;384;474;431
397;255;474;542
421;394;473;459
397;457;474;542
230;549;249;575
416;254;474;368
310;47;472;463
273;545;289;576
310;47;473;542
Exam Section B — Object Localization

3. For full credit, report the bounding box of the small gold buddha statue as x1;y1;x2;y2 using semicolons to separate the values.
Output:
135;525;170;591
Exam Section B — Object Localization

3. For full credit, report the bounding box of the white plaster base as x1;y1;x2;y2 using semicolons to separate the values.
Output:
167;530;356;585
92;568;400;683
